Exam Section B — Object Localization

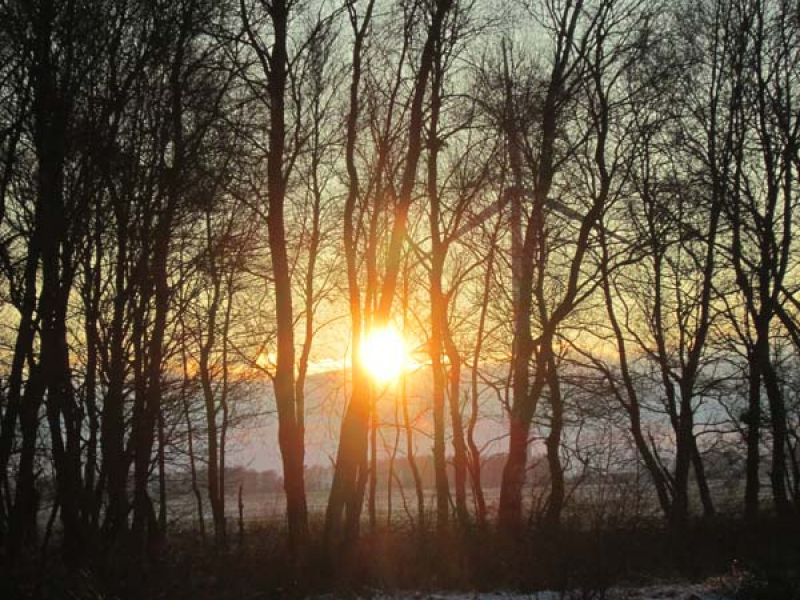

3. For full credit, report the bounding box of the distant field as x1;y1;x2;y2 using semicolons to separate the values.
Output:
168;488;473;527
166;479;748;529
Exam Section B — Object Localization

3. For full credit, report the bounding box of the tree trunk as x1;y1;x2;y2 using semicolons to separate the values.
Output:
761;345;791;517
323;0;372;546
199;253;225;548
326;0;452;545
33;0;84;558
598;231;673;518
543;358;565;529
430;258;450;530
466;229;496;527
744;349;762;522
102;193;130;541
691;437;715;518
0;234;40;544
444;330;468;526
264;0;308;554
368;388;378;531
8;364;45;556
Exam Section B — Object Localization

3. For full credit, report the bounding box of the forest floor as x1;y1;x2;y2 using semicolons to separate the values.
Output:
4;516;800;599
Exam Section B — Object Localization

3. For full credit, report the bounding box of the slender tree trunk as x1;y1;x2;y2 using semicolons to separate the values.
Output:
368;388;378;531
199;249;225;548
263;0;308;554
33;0;85;559
444;330;468;526
691;435;715;518
102;194;130;541
402;379;425;531
182;370;206;544
745;349;762;522
761;343;791;517
386;392;402;527
498;34;562;532
157;404;167;535
466;229;497;527
430;257;450;531
323;0;372;547
598;230;673;517
0;235;40;545
8;364;45;556
326;0;452;545
543;357;565;529
82;238;101;530
131;212;172;555
671;395;694;529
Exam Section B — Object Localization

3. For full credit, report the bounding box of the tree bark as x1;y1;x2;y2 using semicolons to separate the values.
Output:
262;0;309;554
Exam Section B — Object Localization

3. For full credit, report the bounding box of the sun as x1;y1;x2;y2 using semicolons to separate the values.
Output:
359;325;408;384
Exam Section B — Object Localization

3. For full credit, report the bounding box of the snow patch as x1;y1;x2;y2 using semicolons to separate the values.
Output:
317;582;733;600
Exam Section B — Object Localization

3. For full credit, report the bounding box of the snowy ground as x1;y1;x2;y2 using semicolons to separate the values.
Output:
315;581;736;599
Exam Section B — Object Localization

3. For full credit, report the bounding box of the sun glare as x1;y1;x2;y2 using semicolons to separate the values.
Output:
359;326;408;384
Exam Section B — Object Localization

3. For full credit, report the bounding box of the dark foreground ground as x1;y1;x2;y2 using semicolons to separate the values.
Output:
2;517;800;599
